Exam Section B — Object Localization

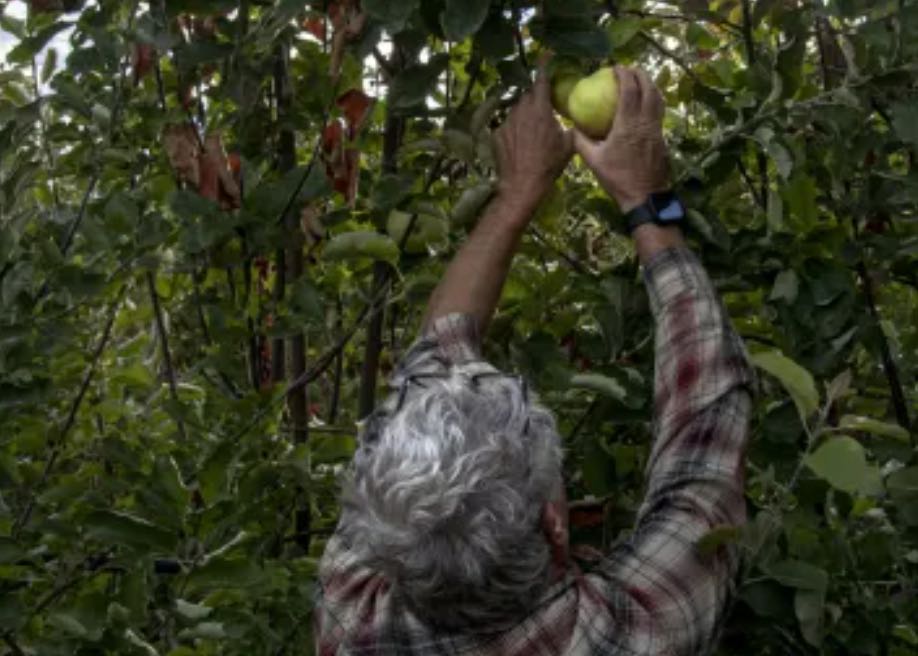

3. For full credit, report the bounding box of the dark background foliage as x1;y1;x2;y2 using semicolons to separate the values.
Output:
0;0;916;653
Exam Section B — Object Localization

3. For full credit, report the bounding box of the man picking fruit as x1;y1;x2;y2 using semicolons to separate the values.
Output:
315;64;754;655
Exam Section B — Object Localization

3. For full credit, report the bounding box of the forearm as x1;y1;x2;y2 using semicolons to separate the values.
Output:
422;193;533;335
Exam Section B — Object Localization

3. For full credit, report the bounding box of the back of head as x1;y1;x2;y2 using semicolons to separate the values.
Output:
339;362;563;629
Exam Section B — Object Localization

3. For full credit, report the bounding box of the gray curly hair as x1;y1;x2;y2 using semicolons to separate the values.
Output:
338;361;563;629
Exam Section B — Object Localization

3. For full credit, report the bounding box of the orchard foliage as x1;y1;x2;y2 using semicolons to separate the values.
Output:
0;0;916;653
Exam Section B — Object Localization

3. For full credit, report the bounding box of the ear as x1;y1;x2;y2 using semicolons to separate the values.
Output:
541;501;568;563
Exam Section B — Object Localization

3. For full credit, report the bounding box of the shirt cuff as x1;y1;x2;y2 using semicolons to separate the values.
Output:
642;247;717;317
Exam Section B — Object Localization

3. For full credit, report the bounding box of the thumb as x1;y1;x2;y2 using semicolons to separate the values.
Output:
572;128;602;171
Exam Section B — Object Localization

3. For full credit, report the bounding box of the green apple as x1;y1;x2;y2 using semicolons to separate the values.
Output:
550;66;580;119
567;66;619;139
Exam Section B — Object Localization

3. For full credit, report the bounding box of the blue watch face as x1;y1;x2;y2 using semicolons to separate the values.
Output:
658;199;685;222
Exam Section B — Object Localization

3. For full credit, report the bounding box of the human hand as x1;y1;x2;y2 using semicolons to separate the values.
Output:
494;61;573;218
574;66;669;212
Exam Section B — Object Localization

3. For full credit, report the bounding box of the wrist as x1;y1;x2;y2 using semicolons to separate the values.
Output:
632;223;686;265
494;183;541;224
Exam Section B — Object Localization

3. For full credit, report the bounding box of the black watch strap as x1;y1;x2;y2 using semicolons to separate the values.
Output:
624;191;685;233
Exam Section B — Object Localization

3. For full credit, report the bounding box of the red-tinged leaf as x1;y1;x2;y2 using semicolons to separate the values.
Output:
303;16;326;41
163;123;201;187
131;43;156;86
30;0;62;13
322;120;344;151
336;89;375;137
569;506;604;529
227;153;241;177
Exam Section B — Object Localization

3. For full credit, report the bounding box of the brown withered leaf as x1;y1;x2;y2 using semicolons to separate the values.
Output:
199;133;241;210
336;89;375;137
300;204;325;247
163;123;201;187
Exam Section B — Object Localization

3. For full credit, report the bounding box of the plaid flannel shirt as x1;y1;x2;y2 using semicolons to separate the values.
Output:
316;247;754;655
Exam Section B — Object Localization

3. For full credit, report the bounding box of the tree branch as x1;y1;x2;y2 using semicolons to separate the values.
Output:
358;54;405;418
855;255;912;434
327;295;344;424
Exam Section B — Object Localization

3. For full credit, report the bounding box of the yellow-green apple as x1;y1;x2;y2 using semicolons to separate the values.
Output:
567;66;619;139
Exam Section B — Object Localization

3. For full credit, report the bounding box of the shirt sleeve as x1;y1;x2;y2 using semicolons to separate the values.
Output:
592;247;755;655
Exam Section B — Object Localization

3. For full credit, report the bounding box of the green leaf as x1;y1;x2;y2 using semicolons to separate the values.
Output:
451;182;495;227
179;621;227;640
839;415;910;442
886;467;918;497
176;40;233;68
175;599;213;621
7;21;72;64
608;17;643;48
770;270;799;303
891;100;918;149
795;588;825;646
186;557;261;591
0;594;25;632
696;525;742;556
311;433;357;464
362;0;419;32
570;373;627;403
389;54;449;109
323;231;399;265
767;560;829;591
41;47;58;83
0;538;24;565
475;13;515;60
83;510;178;552
750;350;819;421
531;15;611;59
783;172;818;231
804;436;883;495
441;0;489;41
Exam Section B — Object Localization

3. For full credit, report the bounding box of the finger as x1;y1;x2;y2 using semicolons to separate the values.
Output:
635;68;664;121
572;128;601;169
561;128;575;163
533;55;552;105
615;66;642;122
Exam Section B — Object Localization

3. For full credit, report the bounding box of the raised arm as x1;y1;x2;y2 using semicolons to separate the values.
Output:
422;64;572;336
576;67;755;654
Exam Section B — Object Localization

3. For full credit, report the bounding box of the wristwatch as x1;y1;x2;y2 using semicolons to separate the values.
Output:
624;190;686;233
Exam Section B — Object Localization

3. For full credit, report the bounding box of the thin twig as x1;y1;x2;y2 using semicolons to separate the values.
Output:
146;271;188;442
529;226;598;277
13;286;127;537
2;633;25;656
639;31;703;85
620;9;742;34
